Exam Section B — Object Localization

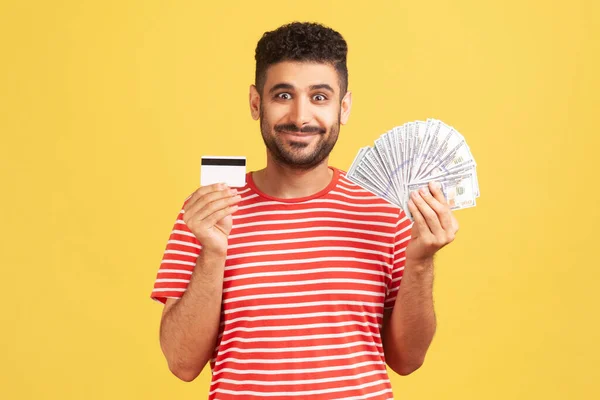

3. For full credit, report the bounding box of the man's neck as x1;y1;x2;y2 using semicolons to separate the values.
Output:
252;159;333;199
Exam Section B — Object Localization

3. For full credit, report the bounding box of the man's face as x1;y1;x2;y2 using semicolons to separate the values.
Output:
253;61;350;170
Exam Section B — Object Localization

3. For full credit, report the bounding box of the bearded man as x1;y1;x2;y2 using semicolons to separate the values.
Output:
151;21;458;400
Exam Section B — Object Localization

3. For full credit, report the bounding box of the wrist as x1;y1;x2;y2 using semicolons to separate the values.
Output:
195;249;227;280
200;247;228;261
406;257;434;273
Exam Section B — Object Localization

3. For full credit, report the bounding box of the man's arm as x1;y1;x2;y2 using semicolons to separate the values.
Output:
159;249;227;382
382;258;436;376
382;181;458;375
157;183;241;382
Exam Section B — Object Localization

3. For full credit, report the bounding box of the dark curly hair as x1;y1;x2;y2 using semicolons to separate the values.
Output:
254;22;348;99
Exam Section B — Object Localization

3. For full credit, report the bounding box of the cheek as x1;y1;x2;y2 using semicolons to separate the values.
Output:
263;102;288;123
315;106;339;128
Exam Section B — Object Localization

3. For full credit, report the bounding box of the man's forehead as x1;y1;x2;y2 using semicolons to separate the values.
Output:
264;61;339;91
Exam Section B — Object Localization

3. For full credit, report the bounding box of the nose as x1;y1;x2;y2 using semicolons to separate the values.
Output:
289;96;311;128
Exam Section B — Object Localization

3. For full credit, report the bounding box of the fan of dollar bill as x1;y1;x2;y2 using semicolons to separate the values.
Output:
347;118;480;220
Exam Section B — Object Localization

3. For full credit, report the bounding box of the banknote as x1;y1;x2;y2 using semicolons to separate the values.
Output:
409;172;476;210
346;118;479;220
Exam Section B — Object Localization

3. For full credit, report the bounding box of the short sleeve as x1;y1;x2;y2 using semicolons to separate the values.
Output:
150;199;202;304
384;208;413;310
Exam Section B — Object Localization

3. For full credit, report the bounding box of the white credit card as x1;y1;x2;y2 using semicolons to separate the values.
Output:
200;156;246;187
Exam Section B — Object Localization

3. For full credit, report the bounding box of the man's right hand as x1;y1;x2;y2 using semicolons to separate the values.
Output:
182;183;242;256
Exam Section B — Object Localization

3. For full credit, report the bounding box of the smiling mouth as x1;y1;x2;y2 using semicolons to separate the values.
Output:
281;131;318;137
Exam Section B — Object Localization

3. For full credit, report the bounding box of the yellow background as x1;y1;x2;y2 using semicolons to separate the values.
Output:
2;0;598;399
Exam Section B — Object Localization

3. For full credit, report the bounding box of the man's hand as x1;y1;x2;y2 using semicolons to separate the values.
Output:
406;181;459;264
182;183;242;256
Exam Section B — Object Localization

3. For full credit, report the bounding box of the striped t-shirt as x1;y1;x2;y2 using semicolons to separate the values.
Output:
151;166;413;399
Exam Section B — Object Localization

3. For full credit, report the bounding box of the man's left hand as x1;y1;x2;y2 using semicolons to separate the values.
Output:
406;181;459;264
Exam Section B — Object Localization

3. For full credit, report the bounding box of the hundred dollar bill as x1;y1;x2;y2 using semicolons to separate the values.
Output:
374;133;403;200
414;119;443;180
424;165;480;199
411;119;431;180
347;169;400;207
356;148;394;194
410;120;430;182
384;130;403;202
423;148;475;181
347;146;370;176
417;127;465;181
406;181;449;214
364;146;399;200
409;172;476;211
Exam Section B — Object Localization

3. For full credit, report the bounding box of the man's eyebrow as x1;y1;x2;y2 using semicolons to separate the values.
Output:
309;84;335;93
269;83;295;94
268;83;335;94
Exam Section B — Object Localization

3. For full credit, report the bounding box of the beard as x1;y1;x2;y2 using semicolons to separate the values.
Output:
259;106;340;170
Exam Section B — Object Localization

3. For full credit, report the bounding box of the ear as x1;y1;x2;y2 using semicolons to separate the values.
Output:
340;90;352;125
249;84;261;120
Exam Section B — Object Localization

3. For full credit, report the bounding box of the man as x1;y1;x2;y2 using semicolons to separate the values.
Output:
151;22;458;399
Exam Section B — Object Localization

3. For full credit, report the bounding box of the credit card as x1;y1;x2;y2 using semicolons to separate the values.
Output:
200;156;246;187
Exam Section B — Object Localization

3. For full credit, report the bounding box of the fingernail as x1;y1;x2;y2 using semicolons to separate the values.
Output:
230;188;238;195
420;187;427;195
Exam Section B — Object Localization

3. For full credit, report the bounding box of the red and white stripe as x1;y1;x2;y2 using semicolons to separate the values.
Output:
151;167;411;399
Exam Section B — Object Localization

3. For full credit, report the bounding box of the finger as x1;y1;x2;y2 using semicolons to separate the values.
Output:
184;183;227;213
185;187;237;218
421;183;453;231
428;181;447;205
411;190;444;237
407;197;430;237
203;204;240;230
190;192;241;223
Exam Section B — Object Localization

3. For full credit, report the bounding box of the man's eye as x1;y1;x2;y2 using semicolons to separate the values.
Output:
313;94;327;101
277;93;292;100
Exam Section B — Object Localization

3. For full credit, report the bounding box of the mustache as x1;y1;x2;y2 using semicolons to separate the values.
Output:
274;123;326;134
